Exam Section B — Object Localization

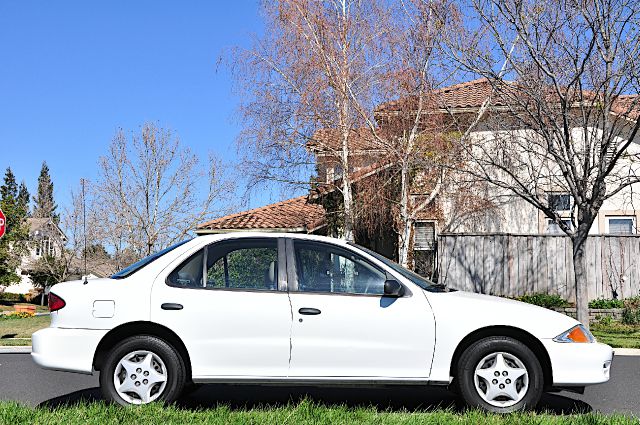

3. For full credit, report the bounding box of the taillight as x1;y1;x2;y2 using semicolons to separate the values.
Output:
48;292;66;312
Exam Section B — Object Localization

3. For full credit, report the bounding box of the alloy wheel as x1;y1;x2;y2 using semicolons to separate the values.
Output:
473;351;529;408
112;350;168;404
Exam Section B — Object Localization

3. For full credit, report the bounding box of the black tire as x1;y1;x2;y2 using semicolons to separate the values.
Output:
99;335;186;406
455;336;544;413
181;382;203;397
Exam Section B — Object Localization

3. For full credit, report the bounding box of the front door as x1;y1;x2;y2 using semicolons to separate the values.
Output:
151;237;291;379
287;239;436;379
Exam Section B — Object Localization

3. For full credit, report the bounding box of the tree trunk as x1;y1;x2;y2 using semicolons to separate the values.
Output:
342;176;354;242
340;128;354;242
398;160;411;267
571;233;590;329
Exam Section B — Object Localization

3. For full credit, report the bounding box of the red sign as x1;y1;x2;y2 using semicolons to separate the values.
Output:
0;208;5;239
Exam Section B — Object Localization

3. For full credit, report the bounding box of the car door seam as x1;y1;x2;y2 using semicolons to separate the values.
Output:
284;238;293;373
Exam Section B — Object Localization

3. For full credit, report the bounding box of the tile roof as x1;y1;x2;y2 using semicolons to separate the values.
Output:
308;128;387;152
377;78;640;118
196;196;326;233
376;78;495;113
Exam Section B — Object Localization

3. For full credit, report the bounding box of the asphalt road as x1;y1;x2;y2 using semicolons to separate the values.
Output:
0;353;638;416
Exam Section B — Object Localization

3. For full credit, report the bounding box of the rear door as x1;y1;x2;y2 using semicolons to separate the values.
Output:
286;239;436;379
150;237;292;379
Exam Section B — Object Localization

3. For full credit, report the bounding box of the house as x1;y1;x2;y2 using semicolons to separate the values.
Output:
5;217;67;295
2;217;115;295
197;78;640;277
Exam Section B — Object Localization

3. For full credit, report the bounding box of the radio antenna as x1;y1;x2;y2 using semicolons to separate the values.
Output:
82;179;88;285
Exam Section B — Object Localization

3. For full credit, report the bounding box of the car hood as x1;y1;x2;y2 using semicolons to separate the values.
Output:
424;289;580;340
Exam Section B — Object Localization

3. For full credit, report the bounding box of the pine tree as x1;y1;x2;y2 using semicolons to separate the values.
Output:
0;168;17;205
0;167;29;286
17;181;30;217
33;161;58;222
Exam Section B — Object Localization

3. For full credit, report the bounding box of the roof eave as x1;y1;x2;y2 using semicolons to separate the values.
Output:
195;227;308;235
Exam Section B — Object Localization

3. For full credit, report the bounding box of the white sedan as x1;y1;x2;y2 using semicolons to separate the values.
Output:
32;233;613;412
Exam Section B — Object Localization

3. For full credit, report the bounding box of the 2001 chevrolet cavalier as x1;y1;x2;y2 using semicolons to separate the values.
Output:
32;233;613;412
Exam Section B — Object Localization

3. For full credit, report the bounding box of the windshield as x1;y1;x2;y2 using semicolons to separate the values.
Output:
349;243;443;292
111;240;191;279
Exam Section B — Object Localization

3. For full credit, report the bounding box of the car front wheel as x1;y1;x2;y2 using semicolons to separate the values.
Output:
99;335;186;405
455;336;544;413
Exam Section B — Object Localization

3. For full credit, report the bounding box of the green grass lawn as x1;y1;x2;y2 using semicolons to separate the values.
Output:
0;400;637;425
0;314;49;346
591;321;640;349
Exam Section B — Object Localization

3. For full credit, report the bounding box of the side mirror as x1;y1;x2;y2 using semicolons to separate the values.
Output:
384;279;405;297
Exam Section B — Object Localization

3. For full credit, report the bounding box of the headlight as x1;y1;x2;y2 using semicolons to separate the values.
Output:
553;324;595;343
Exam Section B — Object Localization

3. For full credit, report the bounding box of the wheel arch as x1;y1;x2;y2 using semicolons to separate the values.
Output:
93;321;192;379
449;326;553;387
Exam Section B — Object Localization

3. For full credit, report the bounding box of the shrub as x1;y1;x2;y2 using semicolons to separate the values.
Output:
597;315;614;327
0;293;25;302
589;298;624;309
0;311;35;320
591;317;636;334
624;296;640;309
517;293;570;309
622;307;640;325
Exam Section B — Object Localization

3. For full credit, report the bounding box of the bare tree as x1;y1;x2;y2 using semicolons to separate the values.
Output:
29;182;96;286
346;0;453;266
447;0;640;326
232;0;397;242
93;123;233;259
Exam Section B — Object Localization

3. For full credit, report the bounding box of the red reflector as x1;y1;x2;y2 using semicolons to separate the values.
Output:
48;292;66;312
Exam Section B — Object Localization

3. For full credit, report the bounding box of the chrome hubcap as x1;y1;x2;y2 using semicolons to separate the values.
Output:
113;350;168;404
474;352;529;408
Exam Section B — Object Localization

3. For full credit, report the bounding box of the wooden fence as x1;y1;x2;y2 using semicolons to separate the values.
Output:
437;233;640;302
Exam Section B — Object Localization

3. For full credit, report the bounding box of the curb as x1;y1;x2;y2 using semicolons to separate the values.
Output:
0;346;31;354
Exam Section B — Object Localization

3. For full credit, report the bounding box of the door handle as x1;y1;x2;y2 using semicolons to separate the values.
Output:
298;307;321;315
161;303;183;310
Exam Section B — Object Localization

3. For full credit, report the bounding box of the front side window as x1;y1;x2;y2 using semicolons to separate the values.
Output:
167;238;280;291
293;241;386;295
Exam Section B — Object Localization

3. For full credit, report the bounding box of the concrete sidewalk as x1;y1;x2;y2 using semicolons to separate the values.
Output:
0;346;32;354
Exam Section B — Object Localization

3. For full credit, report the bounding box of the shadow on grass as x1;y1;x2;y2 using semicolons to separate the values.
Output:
37;384;593;415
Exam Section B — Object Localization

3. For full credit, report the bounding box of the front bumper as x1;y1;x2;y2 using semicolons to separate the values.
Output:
31;327;108;374
542;339;613;386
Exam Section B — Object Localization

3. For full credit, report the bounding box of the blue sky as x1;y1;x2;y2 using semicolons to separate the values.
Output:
0;1;269;211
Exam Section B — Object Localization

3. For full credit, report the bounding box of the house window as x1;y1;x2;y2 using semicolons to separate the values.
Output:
35;237;54;257
414;221;436;278
546;219;573;234
325;164;343;183
606;217;635;235
548;193;572;212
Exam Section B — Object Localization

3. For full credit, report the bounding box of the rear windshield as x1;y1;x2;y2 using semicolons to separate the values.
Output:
111;240;190;279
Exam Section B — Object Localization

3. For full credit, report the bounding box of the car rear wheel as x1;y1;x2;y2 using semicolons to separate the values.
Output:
100;335;186;405
455;336;543;413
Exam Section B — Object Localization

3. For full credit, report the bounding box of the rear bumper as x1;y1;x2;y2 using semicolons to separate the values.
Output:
542;340;613;386
31;327;108;374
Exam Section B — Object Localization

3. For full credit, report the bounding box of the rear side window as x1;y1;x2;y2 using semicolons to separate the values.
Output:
167;250;204;288
167;238;279;291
